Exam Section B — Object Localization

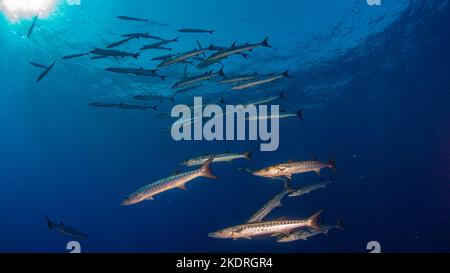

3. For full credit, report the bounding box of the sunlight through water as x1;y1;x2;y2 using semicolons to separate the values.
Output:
0;0;59;22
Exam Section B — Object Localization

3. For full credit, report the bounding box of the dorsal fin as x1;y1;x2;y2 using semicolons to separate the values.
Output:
173;169;181;175
312;156;318;161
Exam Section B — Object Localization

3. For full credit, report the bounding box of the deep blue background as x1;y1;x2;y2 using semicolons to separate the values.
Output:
0;0;449;252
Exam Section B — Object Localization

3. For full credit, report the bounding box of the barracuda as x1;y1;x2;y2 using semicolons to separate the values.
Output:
246;188;294;223
198;37;271;68
253;158;337;179
209;210;323;240
288;179;333;197
231;71;289;90
181;151;252;167
121;156;217;205
277;218;343;243
158;48;210;68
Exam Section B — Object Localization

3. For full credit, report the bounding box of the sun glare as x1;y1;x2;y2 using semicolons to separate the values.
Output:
0;0;59;22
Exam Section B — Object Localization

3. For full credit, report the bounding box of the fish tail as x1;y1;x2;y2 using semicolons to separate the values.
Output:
133;52;140;59
217;67;225;77
244;151;253;160
261;36;271;47
44;215;54;230
336;218;344;231
308;209;324;230
279;91;286;99
328;156;338;173
282;70;289;77
219;97;225;104
200;156;218;180
152;105;158;111
296;109;304;121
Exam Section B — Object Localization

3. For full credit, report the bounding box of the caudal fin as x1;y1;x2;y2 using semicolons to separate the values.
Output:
133;52;140;59
44;215;54;230
296;109;304;121
328;156;338;173
200;156;218;179
279;91;286;99
217;67;225;77
261;37;271;48
244;151;253;160
308;209;324;230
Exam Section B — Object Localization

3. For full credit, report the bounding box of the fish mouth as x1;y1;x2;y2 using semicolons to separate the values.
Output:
120;199;131;206
208;232;219;238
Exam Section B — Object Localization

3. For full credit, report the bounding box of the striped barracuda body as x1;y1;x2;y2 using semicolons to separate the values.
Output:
121;157;217;205
253;158;337;179
209;210;323;240
182;151;252;167
246;188;294;223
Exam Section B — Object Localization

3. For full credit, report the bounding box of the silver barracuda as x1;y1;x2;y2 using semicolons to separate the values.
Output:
44;216;89;240
277;218;343;243
121;156;217;205
208;210;323;240
172;67;224;89
231;71;289;90
288;179;333;197
244;91;285;106
158;48;210;68
90;48;140;59
220;73;259;84
181;151;252;167
246;188;295;223
253;158;337;179
246;109;303;121
198;37;271;68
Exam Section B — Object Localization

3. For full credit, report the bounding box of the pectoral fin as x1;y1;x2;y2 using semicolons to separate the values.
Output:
178;184;187;190
314;169;321;176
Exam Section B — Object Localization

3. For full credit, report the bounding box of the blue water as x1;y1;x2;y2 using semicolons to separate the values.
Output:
0;0;449;253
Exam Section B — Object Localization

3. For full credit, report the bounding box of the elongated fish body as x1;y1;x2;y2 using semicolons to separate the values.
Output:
172;68;224;89
117;104;157;111
36;61;56;82
27;16;38;38
182;151;252;167
232;71;288;90
175;84;201;94
209;210;323;240
201;37;270;66
105;67;163;78
121;157;217;205
246;189;293;223
288;180;333;197
245;110;303;121
178;28;215;34
158;48;209;68
141;38;178;50
253;159;337;179
277;219;343;242
151;53;177;61
238;168;289;182
61;53;89;60
133;95;174;102
244;96;279;106
89;102;119;108
45;216;89;240
220;73;259;84
117;16;148;22
29;62;47;69
106;37;136;48
90;48;140;59
122;33;165;40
